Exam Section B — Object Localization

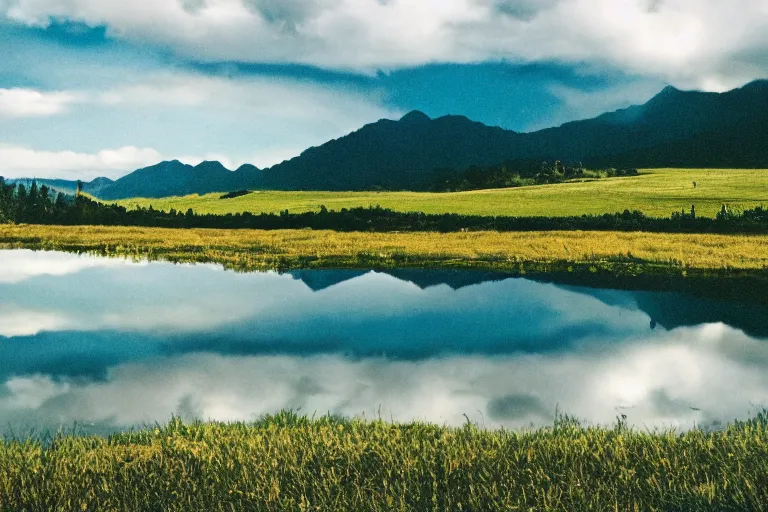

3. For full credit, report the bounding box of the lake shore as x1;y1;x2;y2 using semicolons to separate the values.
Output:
2;224;768;279
2;412;767;511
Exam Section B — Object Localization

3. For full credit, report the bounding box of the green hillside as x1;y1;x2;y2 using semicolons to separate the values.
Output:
114;169;768;219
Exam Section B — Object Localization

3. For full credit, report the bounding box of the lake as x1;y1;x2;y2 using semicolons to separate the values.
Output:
2;249;767;435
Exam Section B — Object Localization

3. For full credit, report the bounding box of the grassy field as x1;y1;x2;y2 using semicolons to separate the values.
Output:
2;224;768;275
2;412;768;511
113;169;768;218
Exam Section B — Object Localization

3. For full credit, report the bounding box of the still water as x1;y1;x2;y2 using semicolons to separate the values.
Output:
1;249;768;434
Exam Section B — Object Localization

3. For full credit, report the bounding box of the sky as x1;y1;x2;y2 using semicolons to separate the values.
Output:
1;0;767;180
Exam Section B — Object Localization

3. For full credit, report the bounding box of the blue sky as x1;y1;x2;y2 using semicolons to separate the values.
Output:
1;0;767;180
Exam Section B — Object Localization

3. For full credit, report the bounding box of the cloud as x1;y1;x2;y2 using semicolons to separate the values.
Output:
0;88;83;118
0;307;70;336
179;0;207;14
3;0;768;89
0;144;164;180
0;143;271;180
242;0;334;31
486;393;551;420
0;263;649;352
529;78;663;129
0;249;141;284
2;256;768;432
3;323;768;432
98;82;209;107
0;71;400;174
491;0;559;21
96;72;394;122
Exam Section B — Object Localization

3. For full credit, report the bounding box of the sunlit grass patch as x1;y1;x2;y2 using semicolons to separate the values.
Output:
3;225;768;276
113;168;768;219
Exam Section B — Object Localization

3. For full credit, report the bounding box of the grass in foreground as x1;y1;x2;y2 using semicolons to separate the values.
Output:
114;168;768;218
2;412;768;511
2;224;768;276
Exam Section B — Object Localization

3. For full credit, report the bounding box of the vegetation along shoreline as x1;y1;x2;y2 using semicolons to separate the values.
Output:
2;224;768;278
2;412;768;511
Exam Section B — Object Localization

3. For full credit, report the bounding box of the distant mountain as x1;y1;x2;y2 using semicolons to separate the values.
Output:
289;269;510;291
561;284;768;339
97;161;261;201
76;79;768;198
559;80;768;167
258;112;523;190
293;270;768;338
592;117;768;168
256;80;768;190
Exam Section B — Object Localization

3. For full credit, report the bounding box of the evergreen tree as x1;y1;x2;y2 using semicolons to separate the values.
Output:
0;177;8;223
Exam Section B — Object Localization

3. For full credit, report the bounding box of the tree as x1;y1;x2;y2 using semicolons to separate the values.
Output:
29;180;38;203
0;177;7;223
55;192;68;208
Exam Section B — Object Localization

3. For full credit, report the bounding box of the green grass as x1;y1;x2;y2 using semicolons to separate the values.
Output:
3;412;768;511
114;169;768;218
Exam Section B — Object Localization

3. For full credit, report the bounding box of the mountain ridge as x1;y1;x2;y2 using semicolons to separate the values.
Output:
97;160;263;201
13;80;768;199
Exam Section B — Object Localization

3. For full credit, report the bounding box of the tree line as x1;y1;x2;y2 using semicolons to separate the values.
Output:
424;160;639;192
0;178;71;224
2;177;768;234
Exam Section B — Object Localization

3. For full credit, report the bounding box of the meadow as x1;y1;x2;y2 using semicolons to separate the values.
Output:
6;172;768;510
2;224;768;276
2;412;768;511
114;168;768;218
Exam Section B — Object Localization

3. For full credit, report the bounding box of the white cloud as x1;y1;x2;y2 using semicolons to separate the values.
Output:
4;0;768;89
531;79;664;130
0;260;650;342
0;73;400;175
2;323;768;430
0;143;270;180
2;375;70;410
1;257;768;431
0;144;164;180
0;88;84;118
234;147;302;169
0;249;141;283
0;307;70;336
96;72;397;123
98;81;210;107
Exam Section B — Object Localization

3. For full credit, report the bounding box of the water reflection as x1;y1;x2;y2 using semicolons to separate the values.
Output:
1;250;767;434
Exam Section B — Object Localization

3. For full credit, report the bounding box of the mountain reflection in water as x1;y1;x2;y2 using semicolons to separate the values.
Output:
1;250;767;435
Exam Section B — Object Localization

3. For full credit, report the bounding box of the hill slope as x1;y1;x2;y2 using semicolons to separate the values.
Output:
256;79;768;191
258;112;525;190
115;169;768;219
88;80;768;197
98;161;261;201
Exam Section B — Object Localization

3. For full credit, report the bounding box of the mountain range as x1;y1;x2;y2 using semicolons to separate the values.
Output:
291;269;768;338
17;80;768;199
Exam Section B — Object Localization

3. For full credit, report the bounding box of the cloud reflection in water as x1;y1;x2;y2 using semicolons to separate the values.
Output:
0;250;766;433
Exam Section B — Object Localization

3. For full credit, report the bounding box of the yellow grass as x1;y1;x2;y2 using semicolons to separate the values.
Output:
2;224;768;274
